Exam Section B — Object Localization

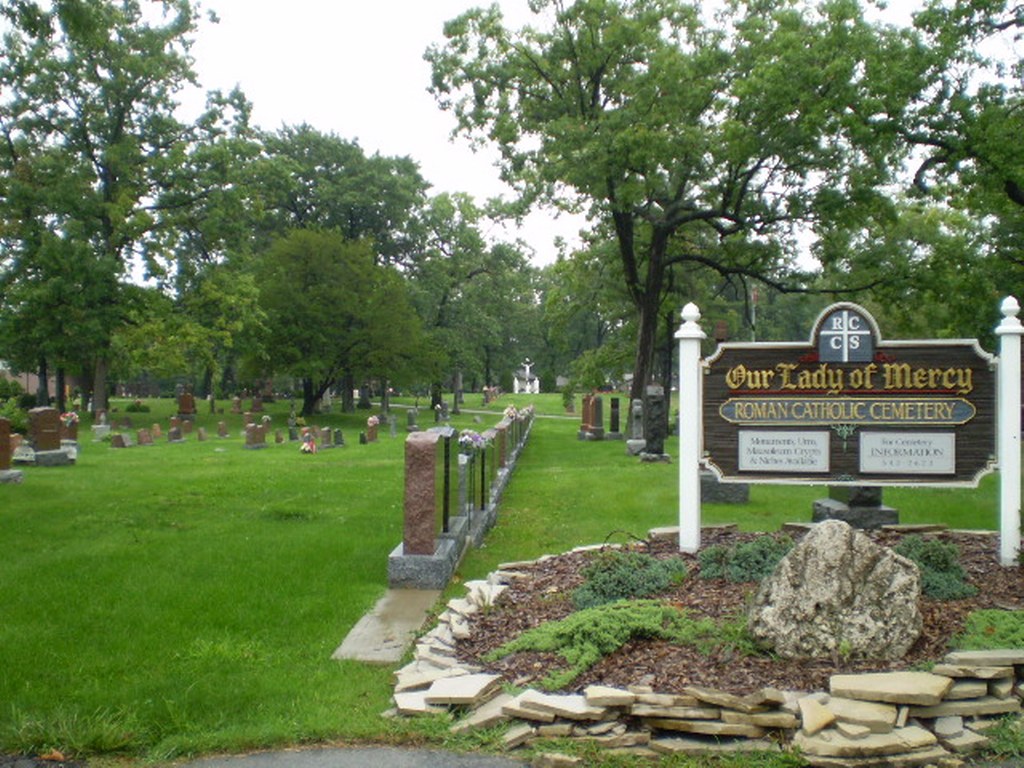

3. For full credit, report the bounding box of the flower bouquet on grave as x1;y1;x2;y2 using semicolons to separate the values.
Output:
61;411;79;427
300;430;317;454
458;429;486;455
366;415;380;427
503;405;518;421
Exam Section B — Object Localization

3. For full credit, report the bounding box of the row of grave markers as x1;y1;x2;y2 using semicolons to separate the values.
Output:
389;406;536;590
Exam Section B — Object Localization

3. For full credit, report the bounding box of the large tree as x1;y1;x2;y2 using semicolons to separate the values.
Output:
427;0;927;400
0;0;207;413
255;229;425;416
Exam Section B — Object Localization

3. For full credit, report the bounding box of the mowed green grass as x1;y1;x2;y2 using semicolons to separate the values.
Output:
0;393;1001;761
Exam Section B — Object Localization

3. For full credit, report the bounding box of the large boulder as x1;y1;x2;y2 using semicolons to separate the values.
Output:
747;520;922;660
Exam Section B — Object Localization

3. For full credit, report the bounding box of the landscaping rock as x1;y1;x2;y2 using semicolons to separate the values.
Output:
748;520;923;660
831;671;953;706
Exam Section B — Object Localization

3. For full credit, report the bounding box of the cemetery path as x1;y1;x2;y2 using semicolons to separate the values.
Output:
456;527;1024;696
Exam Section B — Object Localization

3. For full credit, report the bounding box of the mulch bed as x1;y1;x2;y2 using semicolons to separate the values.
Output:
456;527;1024;695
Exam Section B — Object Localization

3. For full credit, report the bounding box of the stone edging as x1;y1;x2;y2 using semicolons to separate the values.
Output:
390;544;1023;767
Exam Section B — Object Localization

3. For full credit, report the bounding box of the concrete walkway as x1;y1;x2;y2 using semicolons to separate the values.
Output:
331;589;441;664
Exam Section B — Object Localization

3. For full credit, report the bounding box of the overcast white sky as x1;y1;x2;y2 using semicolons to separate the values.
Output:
185;0;584;264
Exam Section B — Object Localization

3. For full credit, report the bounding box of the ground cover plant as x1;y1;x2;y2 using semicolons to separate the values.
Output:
0;391;1010;766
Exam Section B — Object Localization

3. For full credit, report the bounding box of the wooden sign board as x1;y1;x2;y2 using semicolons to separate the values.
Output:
703;303;996;486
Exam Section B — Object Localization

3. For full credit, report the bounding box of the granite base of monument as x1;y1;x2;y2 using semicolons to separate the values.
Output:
33;448;75;467
469;504;498;548
700;470;750;504
812;497;899;529
387;538;460;590
639;452;670;463
0;469;24;484
625;438;646;456
605;431;623;441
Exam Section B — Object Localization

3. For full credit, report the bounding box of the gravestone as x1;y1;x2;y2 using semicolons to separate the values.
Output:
700;470;750;504
590;396;605;440
197;427;208;442
170;416;182;433
401;432;441;554
251;395;263;412
607;397;623;440
288;426;299;441
274;429;283;444
151;423;162;439
359;431;368;445
111;433;134;449
367;420;379;443
406;408;420;433
60;416;79;443
245;423;266;449
231;396;242;414
389;415;398;438
137;428;154;446
334;428;345;447
0;417;23;483
217;421;229;438
813;486;899;529
641;385;668;458
29;407;73;466
178;391;197;419
319;427;332;447
182;419;193;435
29;407;61;451
168;425;184;443
578;394;594;440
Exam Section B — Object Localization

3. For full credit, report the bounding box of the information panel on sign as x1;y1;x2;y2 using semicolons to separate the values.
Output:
701;302;996;486
738;431;830;473
859;432;956;475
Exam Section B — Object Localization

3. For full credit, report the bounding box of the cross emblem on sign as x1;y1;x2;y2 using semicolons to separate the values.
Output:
818;309;874;363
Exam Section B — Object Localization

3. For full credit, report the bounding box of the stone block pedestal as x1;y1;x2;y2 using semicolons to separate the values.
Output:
812;497;899;529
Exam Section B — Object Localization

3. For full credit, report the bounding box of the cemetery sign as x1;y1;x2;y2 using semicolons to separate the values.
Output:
703;303;996;485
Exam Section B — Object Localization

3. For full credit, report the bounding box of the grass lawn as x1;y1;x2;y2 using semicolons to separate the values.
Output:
0;392;1002;762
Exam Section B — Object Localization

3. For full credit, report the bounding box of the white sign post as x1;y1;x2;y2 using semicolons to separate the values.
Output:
997;296;1023;566
675;303;706;552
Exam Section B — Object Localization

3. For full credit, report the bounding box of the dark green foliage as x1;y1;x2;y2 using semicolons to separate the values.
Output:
571;549;687;609
954;610;1024;650
894;535;977;600
0;397;28;433
0;379;24;399
485;600;717;690
124;401;151;413
698;535;793;583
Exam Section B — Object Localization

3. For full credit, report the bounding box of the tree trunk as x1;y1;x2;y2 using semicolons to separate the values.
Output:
36;356;49;406
301;377;315;416
452;369;462;414
630;298;659;402
92;357;109;415
340;372;354;412
56;367;66;413
381;379;391;413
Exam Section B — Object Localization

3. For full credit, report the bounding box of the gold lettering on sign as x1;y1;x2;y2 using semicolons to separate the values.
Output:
882;363;973;395
724;361;975;395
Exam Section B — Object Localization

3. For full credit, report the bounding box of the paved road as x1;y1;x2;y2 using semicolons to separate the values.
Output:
183;747;527;768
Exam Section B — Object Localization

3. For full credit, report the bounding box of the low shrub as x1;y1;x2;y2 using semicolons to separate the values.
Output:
894;535;977;600
125;400;151;413
954;610;1024;650
485;600;713;690
0;397;28;433
571;549;687;609
698;535;793;582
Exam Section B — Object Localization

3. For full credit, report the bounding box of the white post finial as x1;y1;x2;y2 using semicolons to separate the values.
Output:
675;303;706;553
997;296;1023;566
